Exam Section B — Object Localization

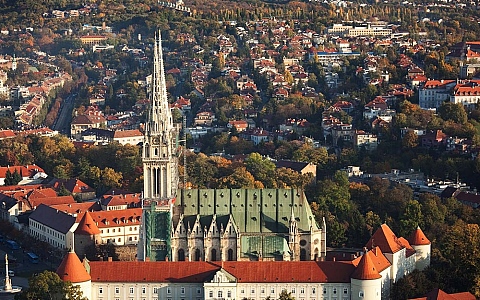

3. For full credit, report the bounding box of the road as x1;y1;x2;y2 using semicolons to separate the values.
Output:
52;93;76;135
0;245;59;289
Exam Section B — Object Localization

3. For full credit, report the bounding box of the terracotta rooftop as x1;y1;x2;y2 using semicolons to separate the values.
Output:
75;211;101;235
56;251;91;283
0;165;45;179
366;224;404;254
89;261;219;282
88;261;356;283
351;249;382;280
408;227;431;246
409;288;476;300
220;261;355;283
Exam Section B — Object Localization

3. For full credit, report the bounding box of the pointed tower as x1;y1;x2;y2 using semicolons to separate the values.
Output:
74;211;101;259
408;226;431;271
288;207;298;261
350;250;382;300
57;251;92;299
138;30;179;262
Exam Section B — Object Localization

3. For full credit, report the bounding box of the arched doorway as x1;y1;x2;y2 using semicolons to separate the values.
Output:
178;249;185;261
227;248;234;261
211;248;217;261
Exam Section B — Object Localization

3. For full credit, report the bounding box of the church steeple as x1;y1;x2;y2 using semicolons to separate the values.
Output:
139;30;178;262
142;30;178;200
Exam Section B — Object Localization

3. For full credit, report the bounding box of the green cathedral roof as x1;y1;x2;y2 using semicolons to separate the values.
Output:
176;189;319;234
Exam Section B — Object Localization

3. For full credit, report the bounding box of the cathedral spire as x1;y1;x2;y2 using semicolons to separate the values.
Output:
142;30;178;200
147;30;173;135
139;30;178;261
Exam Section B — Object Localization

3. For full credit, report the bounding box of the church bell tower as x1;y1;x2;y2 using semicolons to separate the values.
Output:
138;30;178;262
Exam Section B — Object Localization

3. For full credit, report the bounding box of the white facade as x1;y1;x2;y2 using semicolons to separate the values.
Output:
91;282;204;300
29;218;77;250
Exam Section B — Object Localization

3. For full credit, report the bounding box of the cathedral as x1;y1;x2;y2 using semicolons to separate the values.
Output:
137;31;326;263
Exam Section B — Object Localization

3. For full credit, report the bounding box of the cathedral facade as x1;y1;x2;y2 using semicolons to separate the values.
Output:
138;31;326;262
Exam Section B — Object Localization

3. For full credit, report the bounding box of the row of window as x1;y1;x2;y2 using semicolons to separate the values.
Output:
100;236;138;244
99;286;202;295
100;226;137;234
237;287;349;295
31;222;65;240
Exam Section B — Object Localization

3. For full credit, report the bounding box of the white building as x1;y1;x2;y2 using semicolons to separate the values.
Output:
58;224;431;300
418;80;456;110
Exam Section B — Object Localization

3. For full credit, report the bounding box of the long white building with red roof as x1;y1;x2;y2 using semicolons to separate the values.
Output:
419;79;480;110
57;223;430;300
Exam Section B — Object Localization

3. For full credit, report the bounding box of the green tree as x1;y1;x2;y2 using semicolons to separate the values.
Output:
399;200;423;237
278;289;295;300
245;153;276;188
438;102;467;124
15;270;87;300
4;169;22;186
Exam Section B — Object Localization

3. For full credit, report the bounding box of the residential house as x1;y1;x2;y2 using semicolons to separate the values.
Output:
71;111;107;139
113;129;143;146
354;130;378;151
0;164;46;185
331;124;354;146
194;111;216;126
421;130;448;148
240;128;269;145
50;178;96;201
227;120;248;132
418;80;456;110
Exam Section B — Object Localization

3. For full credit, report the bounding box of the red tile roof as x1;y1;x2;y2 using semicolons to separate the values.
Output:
88;261;356;283
408;227;431;246
366;224;404;253
51;202;101;215
409;288;476;300
352;247;391;275
75;211;101;235
0;165;45;179
88;208;142;229
29;195;75;209
0;130;16;139
57;251;91;283
219;261;355;283
351;249;382;280
89;261;219;282
113;129;143;139
398;237;416;257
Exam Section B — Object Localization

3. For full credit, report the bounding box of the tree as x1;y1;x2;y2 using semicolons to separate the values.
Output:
278;290;295;300
15;270;87;300
402;131;418;149
4;169;22;186
399;200;423;237
245;153;276;188
438;102;467;124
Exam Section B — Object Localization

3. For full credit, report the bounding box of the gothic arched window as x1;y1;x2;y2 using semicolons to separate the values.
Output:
178;249;185;261
211;248;217;261
227;248;234;261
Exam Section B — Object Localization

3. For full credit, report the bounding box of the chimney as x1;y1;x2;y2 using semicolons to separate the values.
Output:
107;256;112;262
332;257;336;262
145;257;150;262
165;256;169;262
